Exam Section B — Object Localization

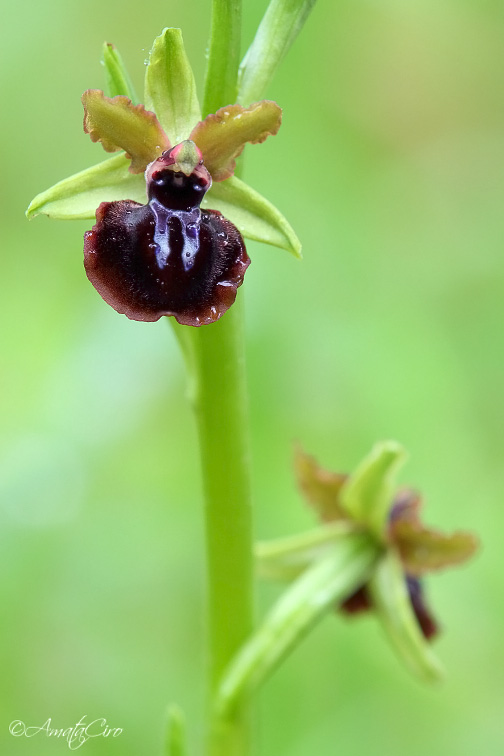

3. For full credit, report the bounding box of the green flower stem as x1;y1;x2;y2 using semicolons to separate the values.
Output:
165;705;188;756
238;0;317;105
203;0;242;117
197;5;253;754
174;296;254;756
215;534;379;719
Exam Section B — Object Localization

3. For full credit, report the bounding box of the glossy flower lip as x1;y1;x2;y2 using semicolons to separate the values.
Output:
84;143;250;325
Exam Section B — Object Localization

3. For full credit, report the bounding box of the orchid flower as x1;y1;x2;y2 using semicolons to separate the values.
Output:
254;443;478;683
27;28;300;326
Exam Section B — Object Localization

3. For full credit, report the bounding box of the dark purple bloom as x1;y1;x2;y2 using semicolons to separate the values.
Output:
84;142;250;325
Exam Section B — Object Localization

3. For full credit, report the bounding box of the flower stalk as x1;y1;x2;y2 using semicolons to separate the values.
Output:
215;533;379;720
180;299;255;756
203;0;242;117
193;3;255;753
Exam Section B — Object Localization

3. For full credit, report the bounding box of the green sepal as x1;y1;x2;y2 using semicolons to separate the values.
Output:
340;441;407;540
215;534;378;717
368;550;445;684
203;176;301;257
239;0;317;104
102;43;138;102
256;521;361;582
144;28;201;145
165;705;188;756
26;154;146;220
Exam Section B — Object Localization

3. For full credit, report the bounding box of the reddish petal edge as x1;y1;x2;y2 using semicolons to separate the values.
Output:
82;90;171;174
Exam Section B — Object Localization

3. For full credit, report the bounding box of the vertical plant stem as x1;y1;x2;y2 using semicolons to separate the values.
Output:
238;0;317;105
203;0;242;116
196;3;253;752
179;296;254;756
195;299;254;756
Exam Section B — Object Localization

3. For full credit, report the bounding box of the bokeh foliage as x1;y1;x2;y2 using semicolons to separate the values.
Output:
2;0;503;753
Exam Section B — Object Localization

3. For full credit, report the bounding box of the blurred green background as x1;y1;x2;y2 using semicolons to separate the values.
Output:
2;0;503;753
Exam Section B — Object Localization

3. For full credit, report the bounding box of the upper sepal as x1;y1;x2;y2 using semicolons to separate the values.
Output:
144;28;201;145
339;441;407;540
190;101;282;181
82;89;170;173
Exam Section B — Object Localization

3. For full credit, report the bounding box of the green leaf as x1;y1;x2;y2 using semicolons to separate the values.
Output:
238;0;317;104
340;441;407;540
215;533;378;717
368;550;445;684
165;705;188;756
102;42;138;102
26;154;146;220
144;28;201;145
203;175;301;257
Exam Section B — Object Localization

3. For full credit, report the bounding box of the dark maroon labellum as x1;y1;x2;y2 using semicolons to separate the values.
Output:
84;143;250;326
340;575;438;640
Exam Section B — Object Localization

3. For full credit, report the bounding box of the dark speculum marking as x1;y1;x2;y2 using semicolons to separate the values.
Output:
83;151;250;326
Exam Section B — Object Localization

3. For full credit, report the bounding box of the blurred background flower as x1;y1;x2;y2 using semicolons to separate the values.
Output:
2;1;503;754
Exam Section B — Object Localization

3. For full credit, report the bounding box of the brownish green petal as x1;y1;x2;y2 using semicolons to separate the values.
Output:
389;490;479;575
393;521;479;576
190;101;282;181
82;89;170;174
294;447;348;523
